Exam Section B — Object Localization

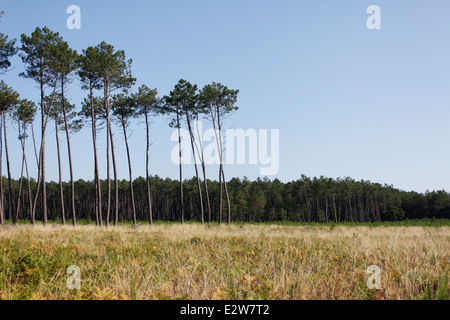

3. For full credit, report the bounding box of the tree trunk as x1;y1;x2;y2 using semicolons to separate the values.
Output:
195;119;211;224
201;163;211;224
90;83;102;226
218;165;223;224
122;117;137;225
177;110;184;224
109;124;119;226
221;168;231;225
15;122;26;224
40;70;47;225
210;107;222;225
3;112;15;224
104;81;111;227
185;110;204;225
55;119;65;225
32;78;58;224
62;79;76;226
145;111;153;225
217;110;231;225
24;142;33;224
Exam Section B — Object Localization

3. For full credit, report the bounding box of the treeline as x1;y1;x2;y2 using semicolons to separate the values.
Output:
1;175;449;223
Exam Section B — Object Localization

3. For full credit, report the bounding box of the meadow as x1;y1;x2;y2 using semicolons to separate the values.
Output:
0;222;448;300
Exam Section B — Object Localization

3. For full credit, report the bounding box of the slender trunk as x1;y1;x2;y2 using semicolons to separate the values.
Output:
31;124;39;167
32;78;58;224
104;81;111;227
185;111;204;225
55;119;65;225
40;71;47;225
90;83;101;226
216;110;231;224
221;168;231;225
3;112;15;224
30;123;37;223
177;110;184;224
194;119;211;224
15;122;26;224
202;163;211;224
24;145;33;224
109;124;119;226
61;79;76;226
94;174;99;226
218;165;223;224
210;107;222;224
145;111;153;225
122;117;137;225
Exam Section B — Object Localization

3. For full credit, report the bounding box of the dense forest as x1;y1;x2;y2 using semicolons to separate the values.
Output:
0;16;449;226
1;175;449;224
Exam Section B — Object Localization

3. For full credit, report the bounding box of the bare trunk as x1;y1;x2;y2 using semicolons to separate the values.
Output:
194;119;211;224
202;163;211;224
40;73;47;225
210;107;222;224
55;119;65;225
15;122;26;224
216;110;231;225
3;112;15;224
218;165;223;224
105;82;111;227
177;110;184;224
221;168;231;225
62;79;76;226
109;125;119;226
90;83;101;226
122;118;137;225
23;144;32;224
185;111;204;225
32;78;58;224
31;124;39;167
145;112;152;225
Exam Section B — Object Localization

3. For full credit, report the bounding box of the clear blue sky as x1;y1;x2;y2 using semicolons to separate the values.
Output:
1;0;450;193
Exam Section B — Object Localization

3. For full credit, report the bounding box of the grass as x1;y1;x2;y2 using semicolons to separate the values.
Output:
0;223;448;300
7;218;450;227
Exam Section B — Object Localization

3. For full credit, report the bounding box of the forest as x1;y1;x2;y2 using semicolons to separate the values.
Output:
1;175;450;224
1;17;449;226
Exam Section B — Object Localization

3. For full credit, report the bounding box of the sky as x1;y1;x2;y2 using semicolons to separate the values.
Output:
1;0;450;193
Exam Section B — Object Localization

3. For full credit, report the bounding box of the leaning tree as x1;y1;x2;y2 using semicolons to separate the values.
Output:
199;82;239;225
12;99;37;224
164;80;205;224
92;42;135;226
78;42;135;226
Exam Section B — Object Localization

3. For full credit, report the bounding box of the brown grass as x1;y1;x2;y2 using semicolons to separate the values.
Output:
0;224;448;300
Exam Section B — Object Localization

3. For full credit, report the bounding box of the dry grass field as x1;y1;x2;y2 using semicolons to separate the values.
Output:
0;223;448;300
